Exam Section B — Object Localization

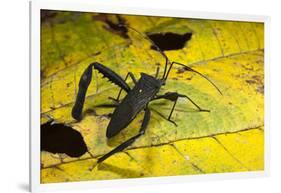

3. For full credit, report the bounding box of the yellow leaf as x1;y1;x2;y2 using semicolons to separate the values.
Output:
40;11;264;183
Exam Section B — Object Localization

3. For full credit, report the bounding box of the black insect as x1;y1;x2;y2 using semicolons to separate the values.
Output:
72;25;222;164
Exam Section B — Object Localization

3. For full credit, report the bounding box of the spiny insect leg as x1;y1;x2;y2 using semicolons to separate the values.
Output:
109;72;137;103
97;108;151;163
92;62;131;92
72;62;131;121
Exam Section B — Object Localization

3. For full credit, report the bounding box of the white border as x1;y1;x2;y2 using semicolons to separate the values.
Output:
30;0;270;192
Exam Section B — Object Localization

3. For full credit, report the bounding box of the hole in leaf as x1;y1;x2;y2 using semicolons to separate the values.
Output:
41;121;88;157
147;32;192;51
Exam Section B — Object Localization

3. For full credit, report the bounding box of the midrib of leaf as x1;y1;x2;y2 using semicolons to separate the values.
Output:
41;125;263;169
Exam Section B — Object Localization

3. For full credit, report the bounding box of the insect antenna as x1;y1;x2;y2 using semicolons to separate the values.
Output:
117;24;222;95
117;24;170;79
166;61;223;95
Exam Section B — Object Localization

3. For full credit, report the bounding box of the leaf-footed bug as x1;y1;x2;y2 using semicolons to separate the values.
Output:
72;25;222;165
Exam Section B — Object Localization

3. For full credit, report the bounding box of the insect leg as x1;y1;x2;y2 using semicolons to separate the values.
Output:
72;65;93;121
72;62;131;121
109;72;137;103
97;108;151;163
92;62;131;92
153;92;209;126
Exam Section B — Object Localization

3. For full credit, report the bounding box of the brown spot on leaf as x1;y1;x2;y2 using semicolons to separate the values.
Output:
92;14;129;39
241;63;254;71
256;86;264;94
246;80;256;84
176;68;185;74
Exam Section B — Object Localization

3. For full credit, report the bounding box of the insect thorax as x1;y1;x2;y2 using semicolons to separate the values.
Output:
131;73;162;100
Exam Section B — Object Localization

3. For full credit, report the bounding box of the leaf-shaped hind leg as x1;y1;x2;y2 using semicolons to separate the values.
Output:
109;72;137;103
92;62;131;92
97;108;151;163
72;62;131;121
153;92;209;126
